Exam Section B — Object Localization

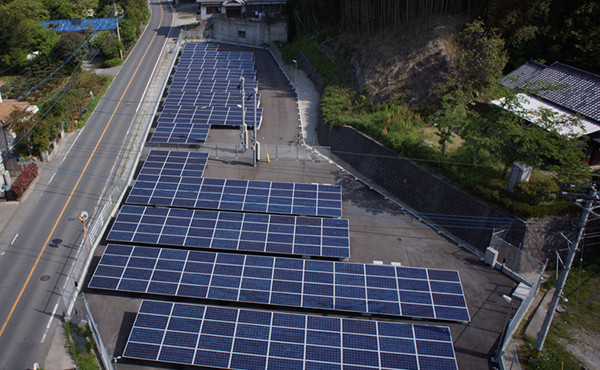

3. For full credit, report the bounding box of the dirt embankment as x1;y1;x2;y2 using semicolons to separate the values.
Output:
339;16;466;109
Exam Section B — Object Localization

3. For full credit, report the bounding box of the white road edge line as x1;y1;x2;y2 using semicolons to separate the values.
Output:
10;234;18;245
136;17;171;113
40;302;59;343
61;129;84;165
48;173;56;185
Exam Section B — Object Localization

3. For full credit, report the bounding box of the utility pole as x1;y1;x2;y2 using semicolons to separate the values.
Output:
113;0;123;60
531;185;598;359
239;77;248;151
252;86;258;166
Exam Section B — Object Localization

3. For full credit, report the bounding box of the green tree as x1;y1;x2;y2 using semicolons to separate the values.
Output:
0;0;51;69
42;0;76;19
92;31;123;59
52;32;87;64
453;20;508;101
429;89;467;156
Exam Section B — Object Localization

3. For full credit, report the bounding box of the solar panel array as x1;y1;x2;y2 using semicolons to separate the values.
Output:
175;59;256;72
164;91;260;107
179;50;255;61
181;43;218;53
157;104;262;128
169;78;259;94
107;205;350;258
149;42;259;145
135;150;208;184
89;245;469;322
172;68;256;81
127;176;342;217
149;123;210;144
123;300;459;370
102;42;468;369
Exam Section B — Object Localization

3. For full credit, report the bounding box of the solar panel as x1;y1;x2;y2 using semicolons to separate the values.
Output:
134;150;208;184
176;59;256;70
165;91;260;108
126;177;342;218
89;245;470;322
173;68;256;81
148;123;210;145
156;104;262;129
181;43;219;54
106;205;350;258
123;300;459;370
169;79;258;94
179;50;255;61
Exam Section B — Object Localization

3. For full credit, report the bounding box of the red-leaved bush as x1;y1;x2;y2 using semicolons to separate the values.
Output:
11;163;38;199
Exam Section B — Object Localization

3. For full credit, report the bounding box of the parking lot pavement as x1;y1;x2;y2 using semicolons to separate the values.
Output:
83;42;517;370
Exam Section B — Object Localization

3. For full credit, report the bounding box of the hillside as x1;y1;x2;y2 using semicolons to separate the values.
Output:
339;16;466;108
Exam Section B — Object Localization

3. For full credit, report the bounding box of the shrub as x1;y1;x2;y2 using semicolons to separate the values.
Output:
11;163;38;199
514;178;559;205
101;58;123;68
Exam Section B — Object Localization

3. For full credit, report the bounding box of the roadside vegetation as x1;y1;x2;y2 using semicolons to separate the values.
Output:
518;251;600;369
0;0;148;157
64;320;101;370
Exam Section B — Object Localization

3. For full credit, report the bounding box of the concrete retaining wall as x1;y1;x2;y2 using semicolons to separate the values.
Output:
317;122;527;253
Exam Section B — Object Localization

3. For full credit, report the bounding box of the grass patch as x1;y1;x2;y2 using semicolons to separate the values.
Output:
78;76;114;127
276;35;351;86
520;334;582;370
517;255;600;369
64;321;100;370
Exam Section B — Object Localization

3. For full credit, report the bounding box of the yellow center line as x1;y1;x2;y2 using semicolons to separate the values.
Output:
0;2;166;339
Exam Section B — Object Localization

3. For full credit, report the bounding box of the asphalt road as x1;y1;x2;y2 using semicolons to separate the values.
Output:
0;1;174;368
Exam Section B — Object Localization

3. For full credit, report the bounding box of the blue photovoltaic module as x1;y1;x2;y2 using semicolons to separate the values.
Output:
123;300;459;369
107;205;350;258
89;245;470;322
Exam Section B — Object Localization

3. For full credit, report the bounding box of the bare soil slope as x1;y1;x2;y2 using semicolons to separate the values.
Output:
339;16;466;108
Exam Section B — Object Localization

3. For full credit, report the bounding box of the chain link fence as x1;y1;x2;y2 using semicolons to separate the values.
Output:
489;229;547;370
60;29;182;333
489;229;545;285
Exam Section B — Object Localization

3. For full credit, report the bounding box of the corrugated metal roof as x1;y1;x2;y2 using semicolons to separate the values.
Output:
41;18;120;33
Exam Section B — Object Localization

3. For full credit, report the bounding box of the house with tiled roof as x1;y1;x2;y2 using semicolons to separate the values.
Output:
495;61;600;165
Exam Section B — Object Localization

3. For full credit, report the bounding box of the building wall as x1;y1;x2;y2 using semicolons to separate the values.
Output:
208;18;287;45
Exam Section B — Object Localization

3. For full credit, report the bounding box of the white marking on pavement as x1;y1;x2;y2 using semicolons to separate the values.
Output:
48;173;56;184
61;129;83;164
11;234;18;245
40;302;59;343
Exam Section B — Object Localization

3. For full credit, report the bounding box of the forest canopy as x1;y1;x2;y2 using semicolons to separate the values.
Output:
289;0;600;74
